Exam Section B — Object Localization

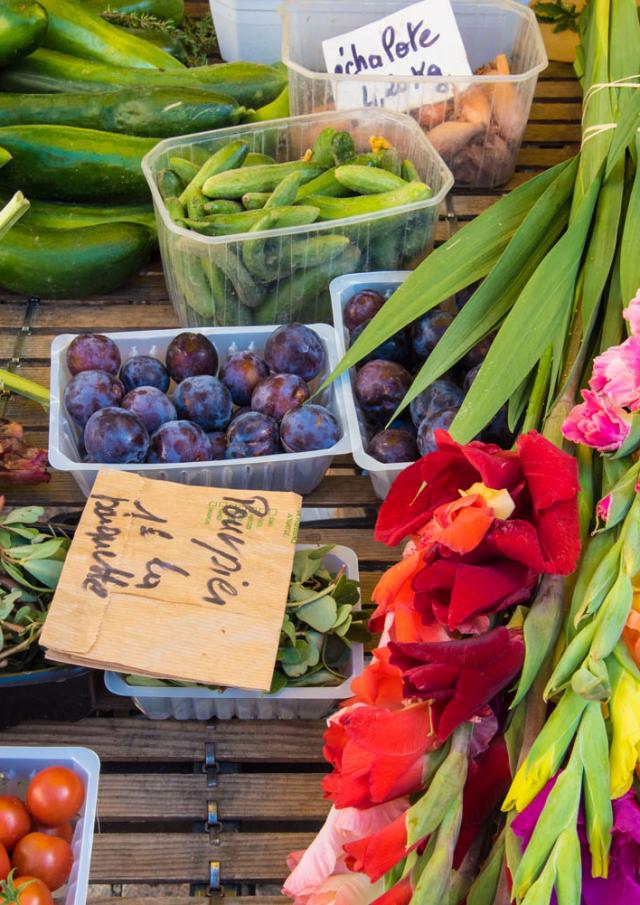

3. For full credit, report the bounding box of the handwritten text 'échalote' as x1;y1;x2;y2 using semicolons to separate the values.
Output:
331;19;443;77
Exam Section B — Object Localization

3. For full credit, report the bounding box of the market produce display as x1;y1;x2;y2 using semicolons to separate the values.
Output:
61;325;342;465
0;763;86;903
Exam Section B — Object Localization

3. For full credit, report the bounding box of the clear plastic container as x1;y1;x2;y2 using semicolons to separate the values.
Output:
104;545;364;720
0;746;100;905
48;323;350;497
281;0;548;189
142;109;453;327
331;270;411;499
209;0;282;63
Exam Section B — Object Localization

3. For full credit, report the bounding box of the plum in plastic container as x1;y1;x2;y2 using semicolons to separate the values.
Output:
0;746;100;905
104;544;364;720
281;0;547;189
142;109;453;327
48;323;350;497
331;270;412;500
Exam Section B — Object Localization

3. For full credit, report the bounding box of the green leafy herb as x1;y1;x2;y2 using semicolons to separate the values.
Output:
101;10;218;66
535;0;581;33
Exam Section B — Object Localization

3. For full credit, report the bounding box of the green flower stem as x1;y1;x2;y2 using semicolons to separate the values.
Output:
0;369;50;409
0;191;29;242
522;346;552;434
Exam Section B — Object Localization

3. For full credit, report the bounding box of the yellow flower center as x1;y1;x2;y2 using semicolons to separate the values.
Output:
459;482;515;520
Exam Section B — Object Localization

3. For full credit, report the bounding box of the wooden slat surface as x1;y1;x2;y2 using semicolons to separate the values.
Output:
0;59;581;897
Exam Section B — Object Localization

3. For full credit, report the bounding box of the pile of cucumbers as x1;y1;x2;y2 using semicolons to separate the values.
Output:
158;128;435;326
0;0;288;298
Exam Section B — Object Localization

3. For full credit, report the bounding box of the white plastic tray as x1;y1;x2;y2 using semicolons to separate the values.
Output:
104;544;364;719
330;270;411;499
0;746;100;905
209;0;282;62
48;323;351;497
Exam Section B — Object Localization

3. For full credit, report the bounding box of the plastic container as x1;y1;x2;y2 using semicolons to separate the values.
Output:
48;323;350;497
0;666;94;730
142;109;453;327
331;270;411;499
209;0;282;62
281;0;548;188
104;544;364;719
0;746;100;905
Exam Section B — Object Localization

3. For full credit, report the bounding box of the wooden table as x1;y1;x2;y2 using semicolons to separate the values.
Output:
0;60;580;903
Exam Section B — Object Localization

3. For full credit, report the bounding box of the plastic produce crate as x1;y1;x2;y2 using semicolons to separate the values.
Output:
281;0;547;188
0;746;100;905
330;270;411;499
104;544;364;720
142;109;453;327
209;0;282;62
48;323;350;497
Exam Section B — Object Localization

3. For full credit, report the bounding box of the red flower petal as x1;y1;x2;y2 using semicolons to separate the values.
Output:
446;560;537;628
343;813;409;882
390;627;514;669
369;877;413;905
345;703;433;757
375;459;431;545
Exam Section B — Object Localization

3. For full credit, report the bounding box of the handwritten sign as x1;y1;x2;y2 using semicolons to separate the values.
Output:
322;0;471;112
40;470;302;691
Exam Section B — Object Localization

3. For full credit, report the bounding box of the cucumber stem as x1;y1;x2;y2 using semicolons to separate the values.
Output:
0;369;50;409
0;191;29;242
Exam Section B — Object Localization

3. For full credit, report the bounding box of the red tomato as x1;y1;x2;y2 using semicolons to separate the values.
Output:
0;844;9;881
26;768;84;827
12;833;73;892
0;798;31;851
31;823;73;845
2;877;54;905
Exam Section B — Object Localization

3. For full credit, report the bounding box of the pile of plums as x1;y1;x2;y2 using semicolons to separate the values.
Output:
62;324;342;465
345;287;511;464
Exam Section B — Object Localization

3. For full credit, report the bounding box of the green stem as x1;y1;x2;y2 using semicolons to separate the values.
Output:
522;346;552;434
0;369;50;409
0;191;29;242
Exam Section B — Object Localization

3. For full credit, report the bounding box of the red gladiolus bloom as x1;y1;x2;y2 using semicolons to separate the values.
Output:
343;812;411;882
369;877;413;905
388;627;525;741
349;648;404;707
322;703;437;809
375;431;580;577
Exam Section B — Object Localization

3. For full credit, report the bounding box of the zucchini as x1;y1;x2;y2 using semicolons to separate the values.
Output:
0;48;288;108
202;161;326;198
84;0;184;23
243;86;290;123
0;0;48;69
37;0;184;69
112;24;188;63
0;221;152;298
0;87;242;137
0;125;156;202
14;197;157;235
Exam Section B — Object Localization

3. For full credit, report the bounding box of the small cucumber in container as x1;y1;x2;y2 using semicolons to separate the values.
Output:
202;161;325;198
304;182;432;220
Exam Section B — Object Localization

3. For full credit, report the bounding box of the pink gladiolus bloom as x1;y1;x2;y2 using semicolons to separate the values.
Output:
283;800;407;904
597;494;612;526
590;336;640;411
562;390;631;452
623;290;640;336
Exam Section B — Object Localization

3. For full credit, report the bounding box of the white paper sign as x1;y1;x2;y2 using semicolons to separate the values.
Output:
322;0;472;112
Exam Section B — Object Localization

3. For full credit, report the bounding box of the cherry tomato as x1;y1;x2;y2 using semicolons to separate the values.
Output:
31;823;73;845
0;799;31;852
11;833;73;892
26;768;84;827
0;845;9;881
2;877;54;905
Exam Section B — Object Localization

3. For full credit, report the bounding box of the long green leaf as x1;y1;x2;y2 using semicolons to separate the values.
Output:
620;135;640;304
392;159;577;417
577;701;612;878
451;171;603;443
321;158;577;388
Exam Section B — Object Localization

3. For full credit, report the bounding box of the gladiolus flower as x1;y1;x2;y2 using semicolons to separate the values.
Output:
322;703;437;808
563;389;631;452
389;627;525;741
343;813;412;882
348;648;404;707
609;662;640;799
623;289;640;336
589;335;640;411
368;877;413;905
597;493;612;527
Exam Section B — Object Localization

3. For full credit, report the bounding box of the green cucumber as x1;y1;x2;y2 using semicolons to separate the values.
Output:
402;159;421;182
0;221;152;298
203;199;243;214
168;157;198;185
303;182;432;220
372;148;402;175
0;0;48;69
0;87;242;137
182;204;320;236
84;0;184;23
0;125;156;202
309;128;336;168
202;161;326;198
331;131;356;165
37;0;184;69
0;48;287;108
255;243;361;325
335;164;407;194
296;168;350;200
242;192;269;209
158;168;182;200
243;152;275;167
265;172;301;208
179;140;249;206
241;211;280;282
15;198;156;234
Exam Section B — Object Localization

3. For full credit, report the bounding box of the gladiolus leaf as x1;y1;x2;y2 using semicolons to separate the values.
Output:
577;701;612;878
620;135;640;304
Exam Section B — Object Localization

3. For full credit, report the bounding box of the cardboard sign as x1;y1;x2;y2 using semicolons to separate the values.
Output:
41;470;302;691
322;0;472;112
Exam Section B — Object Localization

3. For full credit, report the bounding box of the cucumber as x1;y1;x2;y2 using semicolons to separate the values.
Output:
303;182;432;220
15;197;156;235
0;48;287;108
243;152;275;167
37;0;184;69
179;140;249;206
0;221;152;298
84;0;184;23
265;172;301;208
182;204;320;236
202;161;326;198
0;125;156;202
241;192;269;209
0;87;242;137
296;168;350;200
335;165;407;194
0;0;48;69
